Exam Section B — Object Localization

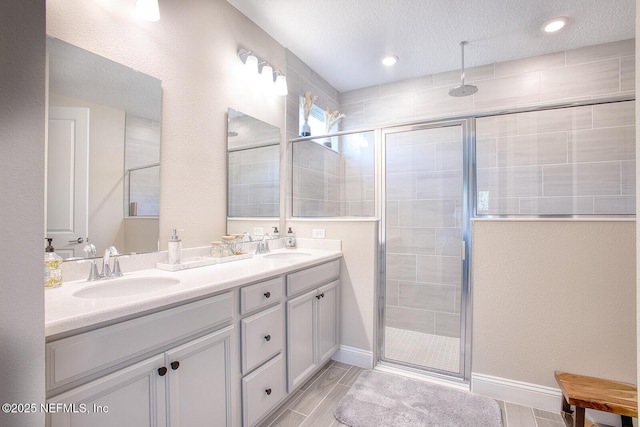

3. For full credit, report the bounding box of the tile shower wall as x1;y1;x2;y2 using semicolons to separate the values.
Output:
476;101;636;215
228;145;279;217
340;39;635;130
287;50;375;217
339;39;635;339
385;126;463;339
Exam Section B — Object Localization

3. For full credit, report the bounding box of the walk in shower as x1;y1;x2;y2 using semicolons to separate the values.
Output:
379;120;471;379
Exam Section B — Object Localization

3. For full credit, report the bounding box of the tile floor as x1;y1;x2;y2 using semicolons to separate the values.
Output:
257;360;582;427
384;327;460;373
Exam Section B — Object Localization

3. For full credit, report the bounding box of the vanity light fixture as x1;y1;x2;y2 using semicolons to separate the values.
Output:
382;55;399;66
237;49;288;96
136;0;160;22
543;16;568;33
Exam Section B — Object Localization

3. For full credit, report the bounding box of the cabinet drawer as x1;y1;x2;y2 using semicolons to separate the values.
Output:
242;353;286;427
286;259;340;296
240;277;283;314
241;304;283;374
47;292;233;393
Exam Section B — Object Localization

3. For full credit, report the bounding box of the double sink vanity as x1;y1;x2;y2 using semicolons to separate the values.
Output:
45;243;342;427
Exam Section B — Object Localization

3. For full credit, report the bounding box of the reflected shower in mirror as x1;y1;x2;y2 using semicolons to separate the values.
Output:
47;37;162;259
227;109;280;219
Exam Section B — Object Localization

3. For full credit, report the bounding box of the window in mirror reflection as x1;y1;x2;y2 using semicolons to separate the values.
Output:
291;130;375;217
125;113;160;217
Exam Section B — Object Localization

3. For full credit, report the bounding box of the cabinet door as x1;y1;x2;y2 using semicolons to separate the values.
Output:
48;355;166;427
165;326;234;427
317;280;339;364
286;289;316;391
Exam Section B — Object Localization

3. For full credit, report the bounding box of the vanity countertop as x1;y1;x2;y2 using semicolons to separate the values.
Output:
45;248;342;338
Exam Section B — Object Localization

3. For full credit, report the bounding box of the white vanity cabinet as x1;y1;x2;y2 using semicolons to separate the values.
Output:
239;277;287;427
285;260;340;391
46;292;234;427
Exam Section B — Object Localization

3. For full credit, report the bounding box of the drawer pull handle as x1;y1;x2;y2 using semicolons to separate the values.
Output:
171;361;180;370
264;292;271;298
265;388;272;396
158;367;168;376
264;334;271;342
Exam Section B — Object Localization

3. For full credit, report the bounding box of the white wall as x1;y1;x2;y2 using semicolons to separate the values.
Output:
47;0;287;250
0;1;46;426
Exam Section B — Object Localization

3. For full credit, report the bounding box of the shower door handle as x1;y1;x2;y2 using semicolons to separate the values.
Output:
461;240;466;261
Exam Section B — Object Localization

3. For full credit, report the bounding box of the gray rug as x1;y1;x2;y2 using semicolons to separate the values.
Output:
334;370;503;427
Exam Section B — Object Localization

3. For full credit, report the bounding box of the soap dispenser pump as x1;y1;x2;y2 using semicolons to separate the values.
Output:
44;238;63;289
168;229;182;265
285;227;297;249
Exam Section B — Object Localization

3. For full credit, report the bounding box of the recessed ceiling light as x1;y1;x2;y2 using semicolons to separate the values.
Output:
543;17;568;33
382;55;399;66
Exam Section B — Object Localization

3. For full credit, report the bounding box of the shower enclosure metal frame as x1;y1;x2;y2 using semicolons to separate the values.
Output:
376;117;475;384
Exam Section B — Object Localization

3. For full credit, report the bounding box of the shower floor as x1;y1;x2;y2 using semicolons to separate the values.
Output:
384;327;460;373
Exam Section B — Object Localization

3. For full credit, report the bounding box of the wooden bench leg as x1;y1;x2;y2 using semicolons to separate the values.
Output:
573;406;585;427
621;415;633;427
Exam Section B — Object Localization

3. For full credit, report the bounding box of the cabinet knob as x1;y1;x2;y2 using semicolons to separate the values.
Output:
264;334;271;342
320;293;325;298
170;361;180;370
265;388;272;396
315;295;321;299
264;291;271;298
158;367;168;376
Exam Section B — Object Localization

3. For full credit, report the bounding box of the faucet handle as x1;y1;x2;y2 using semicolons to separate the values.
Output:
111;255;128;277
79;259;101;281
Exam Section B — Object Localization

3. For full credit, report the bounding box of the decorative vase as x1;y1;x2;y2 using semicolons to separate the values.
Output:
300;120;311;136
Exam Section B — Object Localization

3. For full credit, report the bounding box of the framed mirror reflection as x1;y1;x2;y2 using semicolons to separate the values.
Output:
46;37;162;259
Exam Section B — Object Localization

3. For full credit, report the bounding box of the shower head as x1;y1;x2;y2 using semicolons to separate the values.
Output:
449;41;478;97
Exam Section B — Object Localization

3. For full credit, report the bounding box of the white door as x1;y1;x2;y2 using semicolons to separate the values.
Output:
165;326;234;427
47;106;89;258
48;354;167;427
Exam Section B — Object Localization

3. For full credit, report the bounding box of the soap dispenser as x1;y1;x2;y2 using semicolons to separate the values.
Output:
168;229;182;265
44;238;63;289
285;227;297;249
272;227;279;238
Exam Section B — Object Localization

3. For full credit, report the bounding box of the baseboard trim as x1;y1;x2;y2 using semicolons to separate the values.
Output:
332;345;373;369
471;373;627;427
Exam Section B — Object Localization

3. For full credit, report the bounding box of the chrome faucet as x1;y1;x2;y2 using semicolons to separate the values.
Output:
255;234;273;255
101;246;121;278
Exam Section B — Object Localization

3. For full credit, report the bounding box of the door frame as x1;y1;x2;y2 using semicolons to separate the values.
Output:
376;117;474;384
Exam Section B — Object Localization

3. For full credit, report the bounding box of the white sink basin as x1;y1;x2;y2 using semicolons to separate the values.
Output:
263;252;312;260
73;277;180;299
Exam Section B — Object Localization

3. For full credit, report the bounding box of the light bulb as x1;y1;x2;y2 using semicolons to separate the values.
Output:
136;0;160;22
261;64;274;85
245;54;258;74
382;55;398;66
543;17;568;33
275;74;288;96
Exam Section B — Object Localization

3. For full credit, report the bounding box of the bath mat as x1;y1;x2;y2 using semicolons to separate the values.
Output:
334;370;503;427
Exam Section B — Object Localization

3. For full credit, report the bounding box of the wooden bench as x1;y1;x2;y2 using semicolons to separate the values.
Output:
555;371;637;427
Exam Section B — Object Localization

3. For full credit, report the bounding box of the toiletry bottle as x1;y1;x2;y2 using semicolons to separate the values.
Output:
285;227;297;249
272;227;279;238
44;238;63;289
168;229;182;265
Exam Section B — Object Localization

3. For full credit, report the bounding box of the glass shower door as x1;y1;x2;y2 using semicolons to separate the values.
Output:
381;120;469;378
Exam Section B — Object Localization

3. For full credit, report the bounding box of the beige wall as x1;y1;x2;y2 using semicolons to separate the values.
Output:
47;0;286;250
0;1;46;426
636;1;640;399
473;220;636;387
286;220;379;353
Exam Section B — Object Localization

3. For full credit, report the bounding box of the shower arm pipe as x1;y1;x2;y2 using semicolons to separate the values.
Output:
460;41;468;86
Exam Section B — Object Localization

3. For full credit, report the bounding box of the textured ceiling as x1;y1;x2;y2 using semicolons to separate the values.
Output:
226;0;635;92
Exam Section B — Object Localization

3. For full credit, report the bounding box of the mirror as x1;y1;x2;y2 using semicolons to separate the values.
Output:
46;37;162;259
226;108;280;236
